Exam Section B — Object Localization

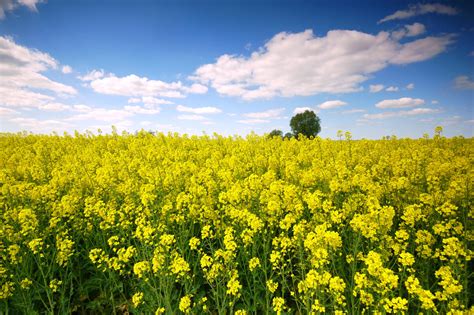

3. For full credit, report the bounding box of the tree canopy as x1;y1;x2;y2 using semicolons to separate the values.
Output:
289;110;321;138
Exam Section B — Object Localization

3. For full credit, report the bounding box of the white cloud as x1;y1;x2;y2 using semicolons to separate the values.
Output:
88;74;185;98
440;116;463;126
386;86;399;92
243;108;285;119
369;84;385;93
379;3;458;23
38;102;71;111
318;100;347;109
84;72;208;99
364;108;440;119
128;98;141;104
127;96;173;106
405;23;426;37
9;117;73;132
61;65;72;74
431;100;439;104
0;107;19;116
293;107;313;114
78;69;105;81
192;29;454;100
72;104;92;112
66;108;134;122
342;109;366;114
177;114;207;121
0;0;42;19
237;119;270;124
454;75;474;90
140;121;152;127
390;36;454;64
183;83;208;94
176;105;222;114
392;23;426;40
123;105;161;115
0;85;54;107
154;124;174;131
0;36;77;109
406;83;415;89
375;97;425;109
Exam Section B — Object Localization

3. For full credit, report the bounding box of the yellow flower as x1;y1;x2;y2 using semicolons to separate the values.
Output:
267;279;278;294
133;261;150;279
189;237;200;250
28;238;43;254
56;234;75;267
398;252;415;267
170;253;190;278
20;278;32;289
248;257;261;271
179;295;192;313
272;297;286;314
0;282;14;299
226;272;242;297
49;279;62;293
132;292;144;307
8;244;21;264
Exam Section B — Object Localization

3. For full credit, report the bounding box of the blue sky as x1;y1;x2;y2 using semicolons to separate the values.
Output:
0;0;472;138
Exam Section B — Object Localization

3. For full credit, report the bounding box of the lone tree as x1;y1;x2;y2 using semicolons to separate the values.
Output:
290;110;321;138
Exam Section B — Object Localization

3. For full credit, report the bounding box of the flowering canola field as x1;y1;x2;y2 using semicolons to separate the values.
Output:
0;131;473;314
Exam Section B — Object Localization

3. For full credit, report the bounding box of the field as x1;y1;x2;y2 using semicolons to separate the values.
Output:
0;131;472;314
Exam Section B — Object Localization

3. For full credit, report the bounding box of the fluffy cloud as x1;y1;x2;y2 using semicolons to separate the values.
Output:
177;114;208;121
406;83;415;89
342;109;366;114
128;97;174;106
0;107;19;116
454;75;474;90
389;36;454;64
38;102;72;111
243;108;285;119
386;86;399;92
391;23;426;40
375;97;425;109
61;65;72;74
406;23;426;37
318;100;347;109
364;108;440;119
78;69;105;81
237;119;270;124
183;83;208;94
369;84;385;93
0;0;42;19
66;108;134;122
0;36;77;110
123;105;161;115
176;105;222;114
9;117;73;132
83;71;207;99
192;29;454;100
379;3;458;23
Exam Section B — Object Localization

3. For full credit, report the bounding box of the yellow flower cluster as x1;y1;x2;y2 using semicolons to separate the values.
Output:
0;131;472;314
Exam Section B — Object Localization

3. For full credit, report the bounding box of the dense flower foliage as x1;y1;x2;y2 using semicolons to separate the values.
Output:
0;130;472;314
